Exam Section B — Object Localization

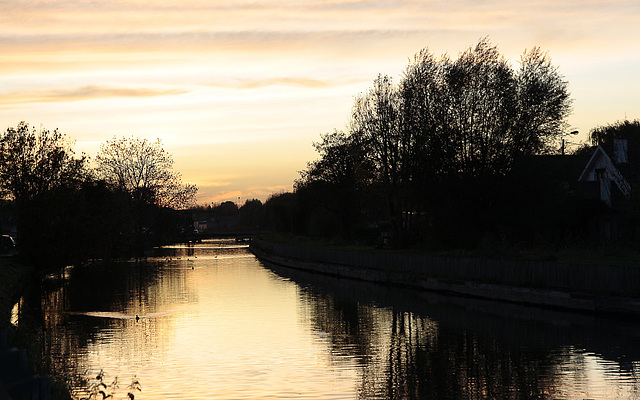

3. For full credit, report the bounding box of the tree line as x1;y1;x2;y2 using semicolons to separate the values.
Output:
266;39;640;250
4;38;638;262
0;122;197;268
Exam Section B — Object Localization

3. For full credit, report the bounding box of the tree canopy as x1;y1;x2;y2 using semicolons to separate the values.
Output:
589;119;640;146
302;39;572;188
296;38;574;247
0;122;88;204
0;124;199;267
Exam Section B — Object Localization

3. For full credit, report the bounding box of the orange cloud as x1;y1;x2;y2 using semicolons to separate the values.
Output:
195;182;293;204
0;86;187;105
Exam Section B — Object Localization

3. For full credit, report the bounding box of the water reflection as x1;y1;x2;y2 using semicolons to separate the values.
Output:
12;240;640;399
37;256;196;399
268;261;640;400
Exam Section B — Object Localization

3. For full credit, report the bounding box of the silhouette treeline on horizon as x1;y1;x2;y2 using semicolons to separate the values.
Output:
2;39;640;269
262;40;640;252
0;129;198;268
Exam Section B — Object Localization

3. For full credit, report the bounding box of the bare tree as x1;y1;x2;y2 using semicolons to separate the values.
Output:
400;49;451;179
96;136;197;209
348;75;409;242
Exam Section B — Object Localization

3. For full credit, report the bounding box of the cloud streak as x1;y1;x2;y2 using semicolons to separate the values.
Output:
0;0;638;203
207;77;362;89
0;85;187;105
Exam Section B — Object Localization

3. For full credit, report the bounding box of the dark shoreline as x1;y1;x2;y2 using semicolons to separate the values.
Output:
0;256;53;400
249;239;640;317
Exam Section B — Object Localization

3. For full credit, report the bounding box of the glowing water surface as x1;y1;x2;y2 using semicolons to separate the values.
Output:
24;239;640;399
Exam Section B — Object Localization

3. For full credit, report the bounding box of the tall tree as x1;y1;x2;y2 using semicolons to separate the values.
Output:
350;74;403;188
445;39;516;176
512;45;573;157
295;130;372;240
0;122;98;267
0;122;88;204
297;130;371;188
96;136;197;209
400;49;451;180
349;75;409;243
300;38;573;247
400;38;572;180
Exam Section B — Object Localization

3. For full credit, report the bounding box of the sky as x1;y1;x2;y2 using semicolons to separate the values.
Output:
1;0;639;204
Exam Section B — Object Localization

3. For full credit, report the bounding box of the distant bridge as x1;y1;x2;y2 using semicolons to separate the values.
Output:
179;232;256;244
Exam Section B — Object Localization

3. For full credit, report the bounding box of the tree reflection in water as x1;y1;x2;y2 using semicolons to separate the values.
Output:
281;261;640;400
34;258;196;397
11;246;640;400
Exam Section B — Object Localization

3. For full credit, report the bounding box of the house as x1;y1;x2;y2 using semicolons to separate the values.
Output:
574;139;637;241
578;142;631;206
507;142;635;243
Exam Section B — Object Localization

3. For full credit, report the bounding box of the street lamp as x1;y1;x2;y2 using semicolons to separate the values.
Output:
561;130;579;155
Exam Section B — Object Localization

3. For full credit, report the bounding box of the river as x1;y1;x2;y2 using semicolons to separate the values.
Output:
11;239;640;399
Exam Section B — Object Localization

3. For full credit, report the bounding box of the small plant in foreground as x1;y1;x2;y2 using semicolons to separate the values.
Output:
74;369;142;400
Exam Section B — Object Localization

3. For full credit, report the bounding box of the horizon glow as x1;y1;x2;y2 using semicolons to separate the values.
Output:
1;0;638;203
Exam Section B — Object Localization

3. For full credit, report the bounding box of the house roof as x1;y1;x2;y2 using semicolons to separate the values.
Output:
578;146;610;181
578;145;631;197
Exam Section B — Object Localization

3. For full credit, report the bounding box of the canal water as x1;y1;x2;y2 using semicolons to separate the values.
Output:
12;239;640;399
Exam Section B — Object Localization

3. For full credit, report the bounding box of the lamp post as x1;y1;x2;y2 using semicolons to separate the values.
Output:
561;130;579;155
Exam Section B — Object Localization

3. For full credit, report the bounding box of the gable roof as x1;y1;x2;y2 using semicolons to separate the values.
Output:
578;146;631;198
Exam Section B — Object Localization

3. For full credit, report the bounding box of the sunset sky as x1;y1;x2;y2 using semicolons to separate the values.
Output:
1;0;638;204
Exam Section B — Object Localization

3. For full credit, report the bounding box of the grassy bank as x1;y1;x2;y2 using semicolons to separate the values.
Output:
258;233;640;267
252;237;640;315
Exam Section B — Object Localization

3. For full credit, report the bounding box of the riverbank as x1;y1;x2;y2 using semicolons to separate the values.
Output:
250;239;640;317
0;256;34;330
0;256;55;400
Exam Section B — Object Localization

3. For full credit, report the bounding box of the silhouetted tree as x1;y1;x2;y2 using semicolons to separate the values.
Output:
96;136;197;209
589;119;640;148
264;192;300;234
513;45;573;155
295;131;373;241
349;74;414;243
0;122;88;205
213;201;239;216
351;75;403;188
0;123;97;266
400;38;572;180
300;38;573;248
238;199;265;231
298;130;372;188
